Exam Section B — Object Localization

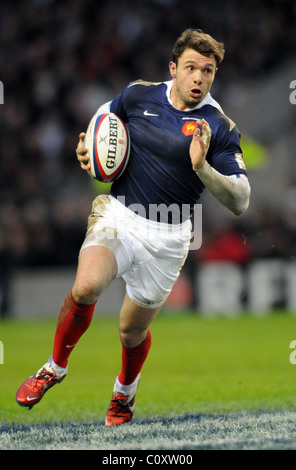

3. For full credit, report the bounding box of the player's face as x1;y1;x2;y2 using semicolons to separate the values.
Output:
169;48;217;110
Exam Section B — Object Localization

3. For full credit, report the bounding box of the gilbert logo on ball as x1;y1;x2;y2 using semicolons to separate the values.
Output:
84;112;130;182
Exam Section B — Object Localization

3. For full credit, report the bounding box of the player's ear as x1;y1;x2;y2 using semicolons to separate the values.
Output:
169;61;176;78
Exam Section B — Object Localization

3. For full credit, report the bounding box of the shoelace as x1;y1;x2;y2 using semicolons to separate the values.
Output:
110;393;132;411
35;368;58;382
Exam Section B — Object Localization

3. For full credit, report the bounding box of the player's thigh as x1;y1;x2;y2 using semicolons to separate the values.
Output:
72;245;118;303
119;293;161;347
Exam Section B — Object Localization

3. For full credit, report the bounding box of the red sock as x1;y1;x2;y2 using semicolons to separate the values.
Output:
52;291;96;368
118;329;152;385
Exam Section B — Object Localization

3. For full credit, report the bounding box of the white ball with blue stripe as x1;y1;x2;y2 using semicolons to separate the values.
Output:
84;112;130;182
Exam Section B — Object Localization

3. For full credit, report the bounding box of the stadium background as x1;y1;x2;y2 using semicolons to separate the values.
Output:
0;0;296;318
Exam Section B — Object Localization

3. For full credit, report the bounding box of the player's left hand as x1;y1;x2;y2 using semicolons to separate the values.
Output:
189;119;212;171
76;132;91;171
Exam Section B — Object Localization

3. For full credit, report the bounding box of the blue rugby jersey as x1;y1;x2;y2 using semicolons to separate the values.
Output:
108;80;247;223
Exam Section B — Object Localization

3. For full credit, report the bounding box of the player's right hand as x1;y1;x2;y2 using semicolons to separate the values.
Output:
189;119;211;171
76;133;90;171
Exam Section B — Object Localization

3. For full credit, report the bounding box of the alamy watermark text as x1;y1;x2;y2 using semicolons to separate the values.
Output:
94;196;203;250
289;340;296;364
0;341;3;364
289;80;296;104
0;81;3;104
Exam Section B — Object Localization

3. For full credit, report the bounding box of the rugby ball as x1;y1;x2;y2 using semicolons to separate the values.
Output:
84;112;130;182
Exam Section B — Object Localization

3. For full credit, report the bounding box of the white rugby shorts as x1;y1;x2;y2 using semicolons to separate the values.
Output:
80;195;192;308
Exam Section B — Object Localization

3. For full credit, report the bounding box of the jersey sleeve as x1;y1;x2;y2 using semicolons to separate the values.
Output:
109;80;151;122
209;118;247;176
109;88;129;122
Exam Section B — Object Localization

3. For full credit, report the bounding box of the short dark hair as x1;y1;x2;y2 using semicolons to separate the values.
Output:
172;29;225;67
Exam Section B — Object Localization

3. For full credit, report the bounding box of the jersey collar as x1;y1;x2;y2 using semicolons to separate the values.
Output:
164;80;221;112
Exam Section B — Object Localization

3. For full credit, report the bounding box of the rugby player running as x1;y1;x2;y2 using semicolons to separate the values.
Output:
16;29;251;426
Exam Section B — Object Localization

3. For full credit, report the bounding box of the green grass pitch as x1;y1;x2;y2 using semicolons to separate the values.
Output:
1;311;296;425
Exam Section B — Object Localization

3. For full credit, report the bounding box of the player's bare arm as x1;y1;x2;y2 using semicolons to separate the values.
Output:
195;163;250;215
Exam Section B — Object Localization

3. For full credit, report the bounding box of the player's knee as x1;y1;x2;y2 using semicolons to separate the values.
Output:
119;326;147;348
72;279;102;304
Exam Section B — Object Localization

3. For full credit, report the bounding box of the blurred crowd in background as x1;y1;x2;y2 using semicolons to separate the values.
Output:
1;0;296;314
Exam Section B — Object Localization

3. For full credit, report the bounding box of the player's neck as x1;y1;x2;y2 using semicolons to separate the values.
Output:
168;80;208;111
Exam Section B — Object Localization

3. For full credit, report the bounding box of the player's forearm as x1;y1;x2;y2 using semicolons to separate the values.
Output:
195;161;250;215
